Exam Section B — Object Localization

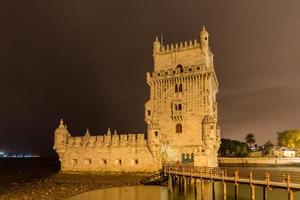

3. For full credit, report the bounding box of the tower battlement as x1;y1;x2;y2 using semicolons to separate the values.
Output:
154;39;200;55
55;123;147;148
152;26;213;72
66;132;146;147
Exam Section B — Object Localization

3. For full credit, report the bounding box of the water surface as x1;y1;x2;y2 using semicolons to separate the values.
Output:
69;184;300;200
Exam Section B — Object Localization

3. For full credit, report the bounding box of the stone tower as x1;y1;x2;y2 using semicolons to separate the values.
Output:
145;26;220;167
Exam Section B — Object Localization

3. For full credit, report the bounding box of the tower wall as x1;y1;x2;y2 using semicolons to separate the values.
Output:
145;27;220;167
53;125;160;173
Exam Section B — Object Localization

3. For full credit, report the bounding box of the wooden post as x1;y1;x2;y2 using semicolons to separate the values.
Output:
201;179;205;200
178;176;181;192
194;178;197;196
234;170;239;200
223;182;227;200
249;171;255;200
250;184;255;200
288;189;294;200
263;172;270;200
222;170;227;200
183;176;187;196
212;181;216;200
168;174;173;192
287;174;293;200
263;186;267;200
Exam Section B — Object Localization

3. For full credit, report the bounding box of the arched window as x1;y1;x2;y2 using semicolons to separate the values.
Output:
186;154;190;160
181;153;185;161
175;84;178;93
176;64;183;72
179;84;183;92
176;123;182;133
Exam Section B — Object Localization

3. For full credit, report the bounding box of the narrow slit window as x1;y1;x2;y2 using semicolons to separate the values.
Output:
179;84;183;92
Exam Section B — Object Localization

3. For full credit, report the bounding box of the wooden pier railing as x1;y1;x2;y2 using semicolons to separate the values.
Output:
163;165;300;200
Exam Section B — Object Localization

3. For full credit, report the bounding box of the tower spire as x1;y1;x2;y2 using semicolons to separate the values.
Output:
153;35;161;55
59;119;64;128
85;128;90;136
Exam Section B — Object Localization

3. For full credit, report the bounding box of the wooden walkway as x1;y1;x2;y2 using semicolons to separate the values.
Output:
163;165;300;200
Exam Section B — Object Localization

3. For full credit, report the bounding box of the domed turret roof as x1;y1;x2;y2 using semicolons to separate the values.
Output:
202;115;216;124
54;119;67;135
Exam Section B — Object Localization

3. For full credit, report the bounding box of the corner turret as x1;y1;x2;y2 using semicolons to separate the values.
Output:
147;123;160;146
53;119;69;152
153;36;161;55
201;115;217;147
200;26;209;52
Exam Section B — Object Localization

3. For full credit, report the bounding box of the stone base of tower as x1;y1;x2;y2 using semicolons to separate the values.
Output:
193;151;218;168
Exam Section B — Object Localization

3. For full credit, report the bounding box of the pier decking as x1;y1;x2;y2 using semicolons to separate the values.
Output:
163;165;300;200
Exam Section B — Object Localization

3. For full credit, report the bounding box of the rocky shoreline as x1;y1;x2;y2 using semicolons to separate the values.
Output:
0;173;150;200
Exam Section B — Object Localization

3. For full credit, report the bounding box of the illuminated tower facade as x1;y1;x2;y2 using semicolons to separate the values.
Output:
145;27;221;167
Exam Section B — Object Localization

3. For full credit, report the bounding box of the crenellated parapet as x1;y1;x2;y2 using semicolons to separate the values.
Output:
54;124;147;148
153;26;213;72
154;39;201;55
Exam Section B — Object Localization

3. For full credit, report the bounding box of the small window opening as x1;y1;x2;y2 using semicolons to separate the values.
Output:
103;159;107;165
175;84;178;93
155;131;159;137
181;153;186;162
210;125;214;130
176;123;182;133
85;159;91;165
179;84;183;92
72;159;77;165
118;159;122;165
178;104;182;111
135;159;139;165
147;110;151;116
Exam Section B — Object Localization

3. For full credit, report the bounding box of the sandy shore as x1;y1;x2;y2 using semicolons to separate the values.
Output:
0;173;151;200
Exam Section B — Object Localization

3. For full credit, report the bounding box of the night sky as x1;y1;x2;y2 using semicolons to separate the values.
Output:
1;1;300;156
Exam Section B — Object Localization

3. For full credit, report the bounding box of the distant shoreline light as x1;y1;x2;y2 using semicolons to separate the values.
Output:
0;151;40;158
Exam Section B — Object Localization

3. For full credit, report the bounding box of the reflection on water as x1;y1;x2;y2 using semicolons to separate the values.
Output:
69;183;300;200
69;166;300;199
69;186;168;200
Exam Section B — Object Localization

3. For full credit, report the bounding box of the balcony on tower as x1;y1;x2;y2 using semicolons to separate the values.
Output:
171;101;183;121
